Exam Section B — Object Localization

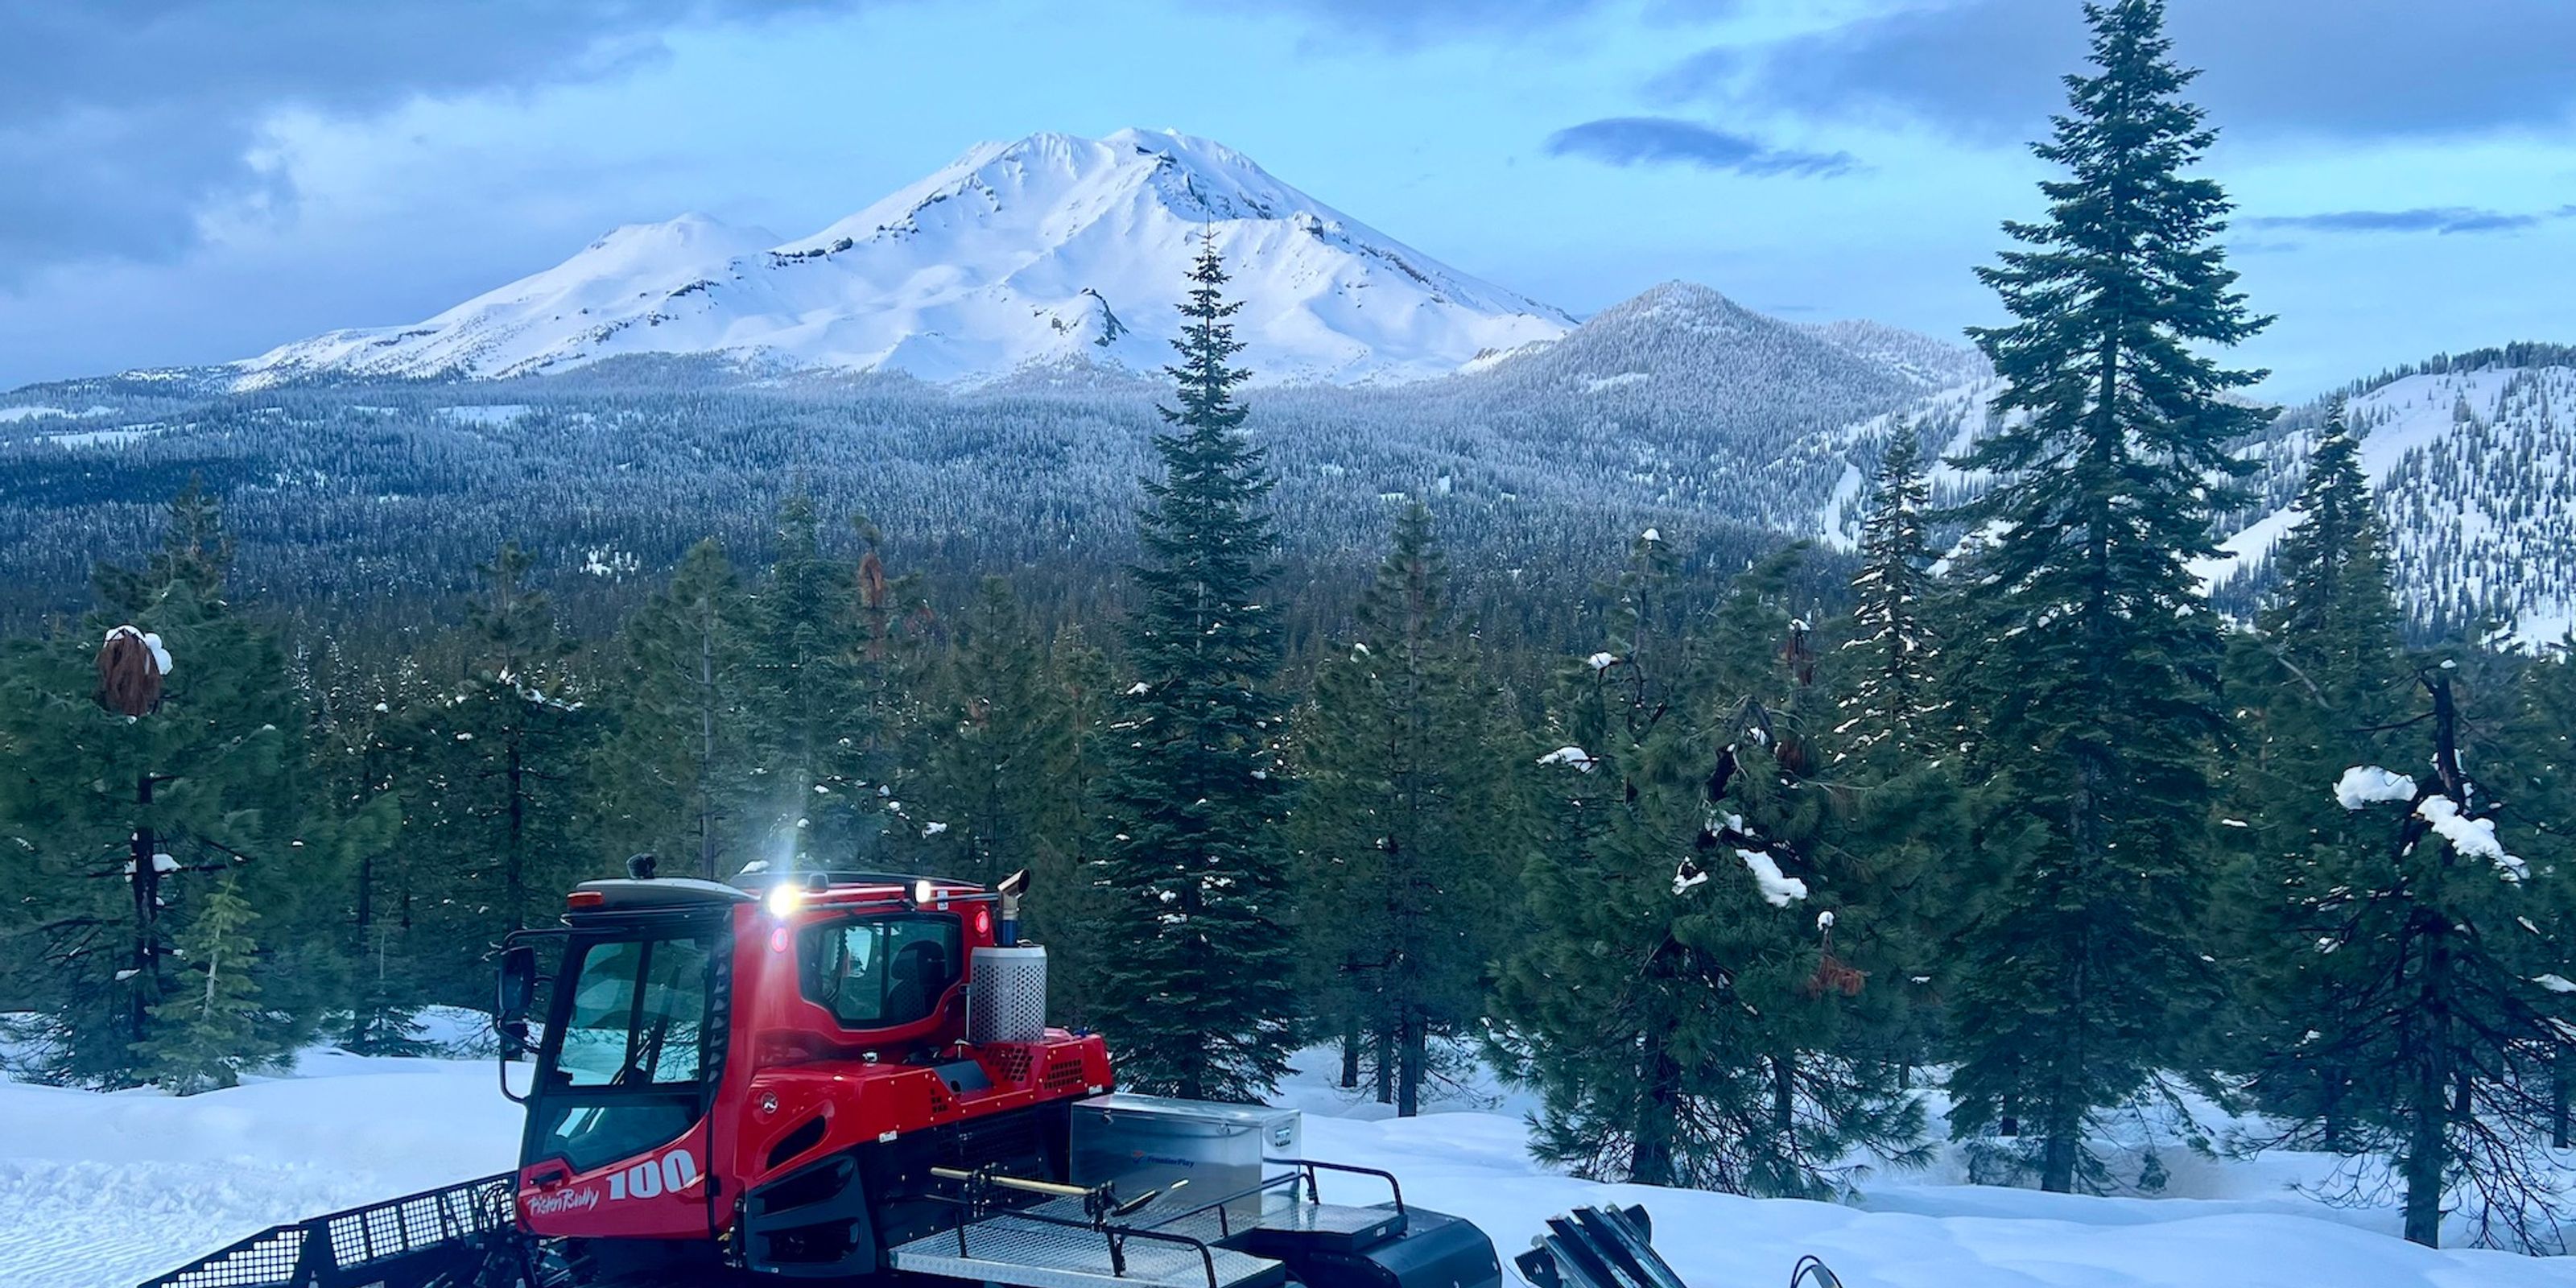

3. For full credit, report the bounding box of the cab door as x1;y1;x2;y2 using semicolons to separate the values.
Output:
520;921;727;1239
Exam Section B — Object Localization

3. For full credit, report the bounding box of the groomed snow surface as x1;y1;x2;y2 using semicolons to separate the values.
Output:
6;1019;2571;1287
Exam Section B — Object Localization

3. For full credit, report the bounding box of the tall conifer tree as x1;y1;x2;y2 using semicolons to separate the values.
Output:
910;577;1077;883
1090;237;1298;1101
1838;427;1938;767
1942;0;2272;1191
746;493;872;869
0;484;301;1086
1294;503;1516;1115
2222;407;2414;1128
597;539;755;878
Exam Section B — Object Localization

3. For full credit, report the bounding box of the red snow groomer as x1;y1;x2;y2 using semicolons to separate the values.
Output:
141;865;1507;1288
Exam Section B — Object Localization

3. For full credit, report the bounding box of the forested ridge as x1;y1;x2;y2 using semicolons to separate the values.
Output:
5;0;2576;1258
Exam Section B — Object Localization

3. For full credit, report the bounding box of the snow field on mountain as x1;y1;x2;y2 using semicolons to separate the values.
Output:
237;130;1572;390
6;1028;2571;1288
2200;363;2576;645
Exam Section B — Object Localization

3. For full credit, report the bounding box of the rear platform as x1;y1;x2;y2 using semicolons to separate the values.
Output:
891;1161;1493;1288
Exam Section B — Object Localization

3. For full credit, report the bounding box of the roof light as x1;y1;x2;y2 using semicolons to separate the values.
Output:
567;890;605;909
766;884;802;919
913;878;936;906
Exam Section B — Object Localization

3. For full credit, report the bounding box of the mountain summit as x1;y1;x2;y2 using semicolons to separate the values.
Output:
237;130;1575;389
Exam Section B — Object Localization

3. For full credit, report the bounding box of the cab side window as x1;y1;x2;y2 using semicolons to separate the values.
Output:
799;914;962;1030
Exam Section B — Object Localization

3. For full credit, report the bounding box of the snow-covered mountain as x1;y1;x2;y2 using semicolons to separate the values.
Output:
237;130;1574;389
1807;342;2576;647
1801;318;1992;390
2200;347;2576;646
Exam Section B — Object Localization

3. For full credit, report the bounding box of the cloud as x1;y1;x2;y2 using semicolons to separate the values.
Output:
1545;118;1858;177
1665;0;2576;143
1245;0;1743;47
0;1;852;282
2241;206;2576;236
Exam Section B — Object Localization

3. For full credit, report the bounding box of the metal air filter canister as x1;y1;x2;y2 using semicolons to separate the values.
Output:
968;944;1050;1044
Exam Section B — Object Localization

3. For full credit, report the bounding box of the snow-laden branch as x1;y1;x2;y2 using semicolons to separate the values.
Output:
2417;796;2528;883
2333;766;2415;810
1737;850;1809;907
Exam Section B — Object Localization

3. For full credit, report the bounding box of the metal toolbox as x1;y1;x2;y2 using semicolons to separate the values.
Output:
1069;1094;1302;1217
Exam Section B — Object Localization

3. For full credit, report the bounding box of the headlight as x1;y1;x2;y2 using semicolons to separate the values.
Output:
765;883;802;919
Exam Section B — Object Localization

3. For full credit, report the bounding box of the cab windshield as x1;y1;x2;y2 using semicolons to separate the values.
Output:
555;933;713;1086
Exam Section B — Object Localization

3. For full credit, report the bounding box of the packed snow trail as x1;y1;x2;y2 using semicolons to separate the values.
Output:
7;1041;2574;1288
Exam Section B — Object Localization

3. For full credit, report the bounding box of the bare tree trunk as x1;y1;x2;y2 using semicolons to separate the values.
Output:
2040;1122;2081;1195
1340;1011;1361;1090
1771;1053;1797;1138
1397;1013;1423;1118
1373;1027;1393;1105
1630;1037;1683;1187
2402;672;2464;1249
2553;1051;2571;1151
699;613;719;880
2401;939;2450;1248
127;773;159;1048
506;732;526;931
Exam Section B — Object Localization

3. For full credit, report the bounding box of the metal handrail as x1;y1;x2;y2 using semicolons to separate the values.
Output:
1263;1157;1406;1217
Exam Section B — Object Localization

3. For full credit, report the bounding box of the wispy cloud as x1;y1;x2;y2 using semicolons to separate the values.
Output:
1544;117;1857;178
1657;0;2576;145
0;1;853;281
2241;205;2576;236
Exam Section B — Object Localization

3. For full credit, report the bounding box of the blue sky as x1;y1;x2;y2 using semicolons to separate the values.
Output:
2;0;2570;396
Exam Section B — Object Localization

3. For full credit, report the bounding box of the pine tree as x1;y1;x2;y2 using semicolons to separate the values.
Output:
388;542;592;1004
0;484;303;1086
1493;536;1924;1195
1294;503;1517;1116
1089;238;1298;1102
133;874;268;1092
1823;428;1966;1085
910;577;1076;883
2261;664;2576;1250
849;518;941;868
596;539;756;879
2221;406;2413;1140
1027;625;1122;1028
2504;636;2576;1161
308;650;438;1054
1837;427;1938;767
743;493;874;870
1942;0;2273;1192
1492;529;1710;1187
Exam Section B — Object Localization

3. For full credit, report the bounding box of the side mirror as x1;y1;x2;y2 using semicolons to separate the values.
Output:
498;944;538;1026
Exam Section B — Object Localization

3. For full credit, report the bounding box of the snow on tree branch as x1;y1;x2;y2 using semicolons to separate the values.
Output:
2333;765;2416;810
2415;796;2528;883
1736;850;1808;907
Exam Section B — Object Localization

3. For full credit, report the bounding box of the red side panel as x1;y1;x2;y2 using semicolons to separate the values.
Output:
731;1032;1114;1191
518;1127;713;1240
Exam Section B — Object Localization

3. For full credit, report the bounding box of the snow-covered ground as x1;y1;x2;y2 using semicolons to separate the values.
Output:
7;1028;2571;1288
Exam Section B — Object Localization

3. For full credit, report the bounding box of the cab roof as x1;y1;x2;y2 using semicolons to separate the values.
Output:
566;870;987;918
568;877;756;910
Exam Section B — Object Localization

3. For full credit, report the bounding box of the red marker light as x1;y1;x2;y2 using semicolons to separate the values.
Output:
974;908;993;937
770;926;791;954
567;890;605;909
